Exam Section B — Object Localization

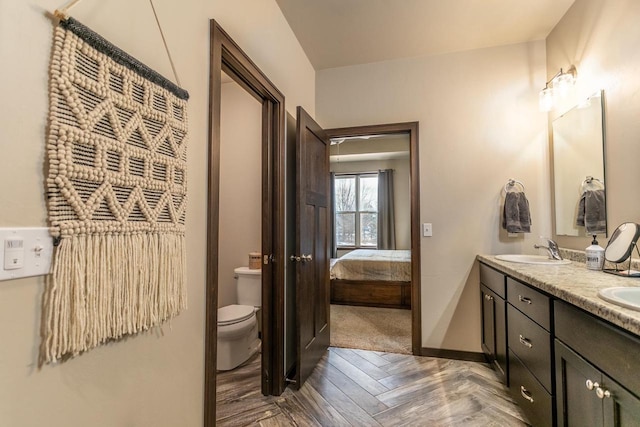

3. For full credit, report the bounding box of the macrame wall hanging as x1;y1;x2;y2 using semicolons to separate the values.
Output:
43;10;189;362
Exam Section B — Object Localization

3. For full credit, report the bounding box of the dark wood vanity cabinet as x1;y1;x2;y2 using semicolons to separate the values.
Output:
555;301;640;427
479;260;640;426
479;263;507;382
506;278;554;427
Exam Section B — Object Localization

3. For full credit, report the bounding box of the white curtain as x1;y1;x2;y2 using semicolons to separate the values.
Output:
377;169;396;249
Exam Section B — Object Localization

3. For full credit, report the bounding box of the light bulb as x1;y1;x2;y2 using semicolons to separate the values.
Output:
539;86;554;112
554;72;574;97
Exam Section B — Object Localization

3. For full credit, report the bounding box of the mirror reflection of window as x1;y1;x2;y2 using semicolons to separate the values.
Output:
552;90;606;237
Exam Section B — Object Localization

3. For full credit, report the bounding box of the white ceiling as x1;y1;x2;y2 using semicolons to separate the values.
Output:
276;0;575;70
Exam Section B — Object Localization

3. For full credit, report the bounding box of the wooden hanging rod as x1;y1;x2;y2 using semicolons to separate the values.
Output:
54;0;83;20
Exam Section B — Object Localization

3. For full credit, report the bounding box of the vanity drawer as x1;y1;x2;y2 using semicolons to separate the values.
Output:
507;278;551;330
508;304;552;392
509;350;553;427
480;263;505;298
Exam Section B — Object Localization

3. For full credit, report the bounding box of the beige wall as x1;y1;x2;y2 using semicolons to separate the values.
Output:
317;41;550;352
547;0;640;250
0;0;314;425
218;81;263;307
331;158;412;250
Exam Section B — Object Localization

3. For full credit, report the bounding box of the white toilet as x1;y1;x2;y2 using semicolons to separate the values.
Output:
217;266;261;371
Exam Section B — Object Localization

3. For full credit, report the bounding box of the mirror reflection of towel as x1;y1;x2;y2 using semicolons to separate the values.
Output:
576;189;606;234
502;191;531;233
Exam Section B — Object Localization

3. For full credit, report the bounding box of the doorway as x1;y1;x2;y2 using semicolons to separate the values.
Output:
325;123;421;355
329;133;411;354
204;21;420;426
217;73;262;312
204;20;287;426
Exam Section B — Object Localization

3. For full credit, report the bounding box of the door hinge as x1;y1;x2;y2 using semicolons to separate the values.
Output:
264;254;274;265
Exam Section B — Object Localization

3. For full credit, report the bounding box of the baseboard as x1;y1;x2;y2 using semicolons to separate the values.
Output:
420;347;487;363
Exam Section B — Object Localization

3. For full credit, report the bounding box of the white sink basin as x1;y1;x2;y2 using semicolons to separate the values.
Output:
495;254;572;265
598;287;640;312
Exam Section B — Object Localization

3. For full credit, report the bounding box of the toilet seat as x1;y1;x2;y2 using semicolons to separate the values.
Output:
218;304;255;326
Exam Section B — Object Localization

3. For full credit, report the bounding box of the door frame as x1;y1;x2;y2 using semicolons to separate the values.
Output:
325;122;421;354
205;20;287;426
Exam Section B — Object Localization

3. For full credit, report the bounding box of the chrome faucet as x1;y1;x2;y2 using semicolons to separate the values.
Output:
534;238;563;260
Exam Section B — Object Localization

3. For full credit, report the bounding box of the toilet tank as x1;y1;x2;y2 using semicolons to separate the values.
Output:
234;267;261;307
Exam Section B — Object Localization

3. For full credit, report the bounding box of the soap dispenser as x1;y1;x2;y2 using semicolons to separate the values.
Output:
586;235;605;270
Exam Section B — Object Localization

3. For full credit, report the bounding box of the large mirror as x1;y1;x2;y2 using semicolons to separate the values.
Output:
552;90;606;237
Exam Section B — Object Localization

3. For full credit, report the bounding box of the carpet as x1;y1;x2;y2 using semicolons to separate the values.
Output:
330;304;412;354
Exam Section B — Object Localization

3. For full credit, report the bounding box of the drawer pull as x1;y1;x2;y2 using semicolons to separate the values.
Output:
518;334;533;348
586;379;598;391
596;386;611;399
520;385;534;403
484;294;493;301
518;295;532;304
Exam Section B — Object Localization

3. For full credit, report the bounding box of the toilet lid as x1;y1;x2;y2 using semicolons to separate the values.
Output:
218;304;255;326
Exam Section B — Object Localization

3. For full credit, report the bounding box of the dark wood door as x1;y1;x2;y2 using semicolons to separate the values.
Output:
494;293;507;381
294;106;330;389
603;373;640;427
481;285;497;361
556;340;603;427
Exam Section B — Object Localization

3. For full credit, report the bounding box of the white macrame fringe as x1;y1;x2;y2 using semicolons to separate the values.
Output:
43;233;187;362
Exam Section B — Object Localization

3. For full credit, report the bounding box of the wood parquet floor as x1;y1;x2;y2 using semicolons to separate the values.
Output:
217;347;530;426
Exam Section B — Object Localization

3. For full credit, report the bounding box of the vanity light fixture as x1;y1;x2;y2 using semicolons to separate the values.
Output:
539;67;577;112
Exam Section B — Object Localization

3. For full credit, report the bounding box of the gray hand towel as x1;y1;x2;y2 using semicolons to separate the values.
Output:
576;189;606;234
502;191;531;233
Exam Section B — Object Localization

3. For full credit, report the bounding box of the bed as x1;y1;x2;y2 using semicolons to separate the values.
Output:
330;249;411;309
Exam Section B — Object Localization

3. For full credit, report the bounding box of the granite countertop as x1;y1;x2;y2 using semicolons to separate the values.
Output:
477;254;640;337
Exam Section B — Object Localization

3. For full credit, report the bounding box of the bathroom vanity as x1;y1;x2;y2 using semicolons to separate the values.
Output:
477;255;640;426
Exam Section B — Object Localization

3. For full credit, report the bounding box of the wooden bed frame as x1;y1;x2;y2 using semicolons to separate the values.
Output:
330;278;411;309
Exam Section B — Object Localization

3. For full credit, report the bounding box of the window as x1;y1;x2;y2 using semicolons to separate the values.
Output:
334;173;378;247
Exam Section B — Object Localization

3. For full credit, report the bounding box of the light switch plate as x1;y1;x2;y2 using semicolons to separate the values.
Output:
423;223;433;237
0;227;54;281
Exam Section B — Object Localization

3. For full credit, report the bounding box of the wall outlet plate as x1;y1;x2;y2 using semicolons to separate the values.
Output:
0;227;54;282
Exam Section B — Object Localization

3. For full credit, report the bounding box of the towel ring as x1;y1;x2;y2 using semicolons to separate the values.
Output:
504;179;525;193
580;176;604;194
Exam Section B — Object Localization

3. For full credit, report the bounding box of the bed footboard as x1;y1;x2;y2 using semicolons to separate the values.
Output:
330;279;411;309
